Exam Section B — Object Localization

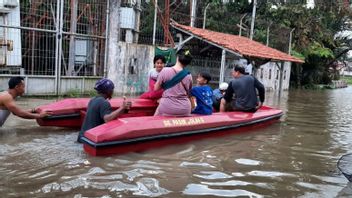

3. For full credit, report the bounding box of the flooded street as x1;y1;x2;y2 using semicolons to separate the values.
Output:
1;88;352;197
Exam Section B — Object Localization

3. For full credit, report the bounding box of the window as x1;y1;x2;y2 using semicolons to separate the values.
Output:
269;69;272;80
260;68;264;79
276;70;279;80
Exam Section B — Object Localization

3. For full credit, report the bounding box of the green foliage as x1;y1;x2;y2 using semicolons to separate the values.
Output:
291;50;305;60
342;76;352;85
256;2;351;86
305;42;334;59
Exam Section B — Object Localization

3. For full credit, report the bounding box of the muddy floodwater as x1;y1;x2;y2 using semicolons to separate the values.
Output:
1;88;352;197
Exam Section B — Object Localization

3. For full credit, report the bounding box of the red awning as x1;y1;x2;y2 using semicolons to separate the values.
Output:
172;22;304;63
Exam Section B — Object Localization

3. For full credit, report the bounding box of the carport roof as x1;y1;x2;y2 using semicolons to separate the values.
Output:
171;22;304;63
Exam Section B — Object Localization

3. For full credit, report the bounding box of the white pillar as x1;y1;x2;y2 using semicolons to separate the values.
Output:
219;49;226;85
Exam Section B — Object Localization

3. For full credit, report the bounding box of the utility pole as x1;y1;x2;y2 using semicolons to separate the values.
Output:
203;3;210;29
239;13;247;36
103;0;110;77
249;0;257;40
152;0;158;45
190;0;197;27
288;28;295;55
266;22;272;46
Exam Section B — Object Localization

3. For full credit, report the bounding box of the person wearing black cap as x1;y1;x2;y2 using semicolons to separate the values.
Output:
220;64;265;113
77;78;131;143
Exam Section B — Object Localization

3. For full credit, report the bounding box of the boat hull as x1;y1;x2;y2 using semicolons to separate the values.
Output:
81;106;283;156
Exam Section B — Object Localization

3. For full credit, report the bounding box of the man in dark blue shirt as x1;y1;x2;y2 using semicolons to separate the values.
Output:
220;65;265;112
77;78;130;143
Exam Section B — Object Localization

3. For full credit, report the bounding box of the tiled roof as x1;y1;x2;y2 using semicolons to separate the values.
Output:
172;23;304;63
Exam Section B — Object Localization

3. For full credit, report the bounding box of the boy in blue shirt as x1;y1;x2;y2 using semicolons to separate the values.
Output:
191;72;213;115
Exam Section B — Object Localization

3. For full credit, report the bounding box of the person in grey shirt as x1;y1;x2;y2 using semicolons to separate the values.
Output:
220;64;265;112
77;78;131;143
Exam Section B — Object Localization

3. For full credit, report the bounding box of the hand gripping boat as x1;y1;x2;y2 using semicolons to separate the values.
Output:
36;98;283;156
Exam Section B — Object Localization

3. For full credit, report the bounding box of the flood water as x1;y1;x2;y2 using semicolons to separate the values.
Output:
1;88;352;197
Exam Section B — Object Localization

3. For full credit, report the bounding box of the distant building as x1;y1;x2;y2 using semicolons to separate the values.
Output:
340;61;352;76
0;0;21;69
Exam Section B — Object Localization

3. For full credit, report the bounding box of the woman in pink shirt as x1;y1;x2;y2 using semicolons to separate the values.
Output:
154;49;193;116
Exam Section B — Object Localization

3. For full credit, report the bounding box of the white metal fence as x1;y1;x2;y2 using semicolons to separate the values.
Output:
0;74;101;95
0;0;107;95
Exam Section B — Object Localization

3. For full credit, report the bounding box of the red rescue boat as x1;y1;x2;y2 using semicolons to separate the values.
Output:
81;106;283;156
36;98;158;128
36;98;283;156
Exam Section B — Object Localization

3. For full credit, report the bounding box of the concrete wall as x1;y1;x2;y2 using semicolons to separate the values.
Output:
0;75;101;95
107;42;154;96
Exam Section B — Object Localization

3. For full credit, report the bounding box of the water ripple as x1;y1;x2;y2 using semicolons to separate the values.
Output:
2;89;352;197
235;158;262;166
194;171;233;180
183;183;263;197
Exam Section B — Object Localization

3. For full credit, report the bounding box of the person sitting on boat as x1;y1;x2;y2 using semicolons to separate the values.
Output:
212;82;228;111
190;72;213;115
77;78;131;143
0;76;52;127
140;55;166;100
220;64;265;113
153;49;193;116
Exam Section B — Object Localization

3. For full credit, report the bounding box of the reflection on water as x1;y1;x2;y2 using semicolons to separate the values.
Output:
1;88;352;197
